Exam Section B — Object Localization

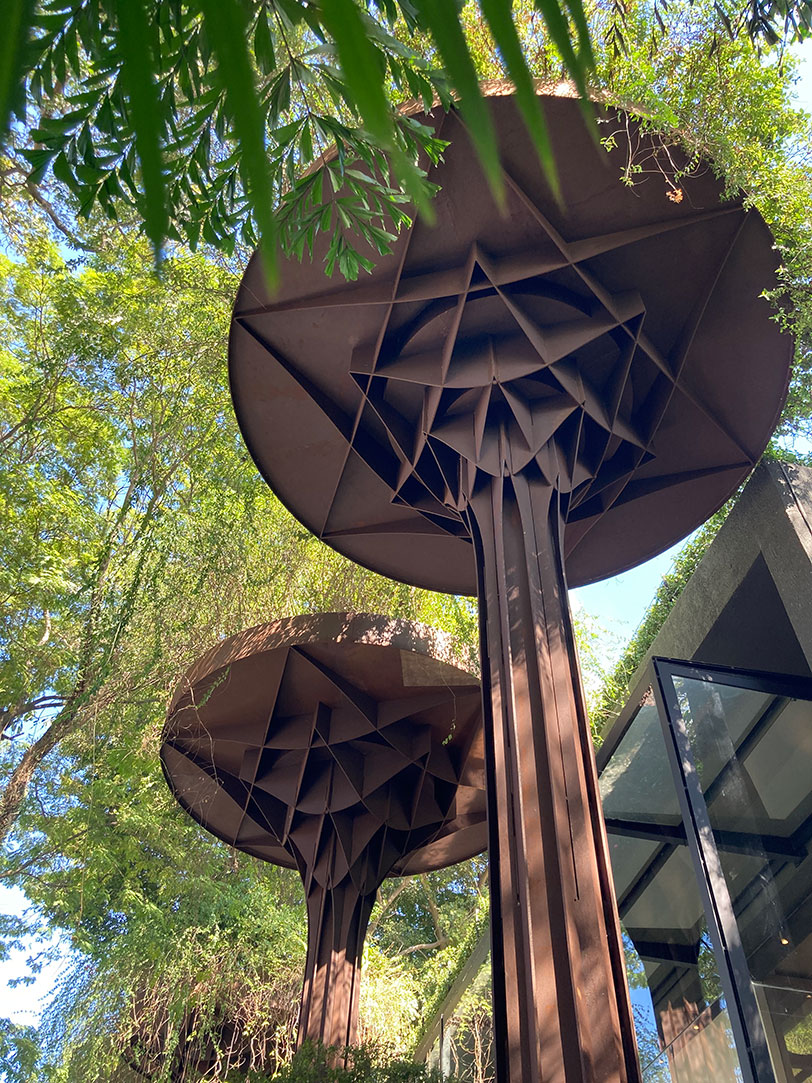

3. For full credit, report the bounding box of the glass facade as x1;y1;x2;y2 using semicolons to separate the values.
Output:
599;659;812;1083
599;693;743;1082
423;657;812;1082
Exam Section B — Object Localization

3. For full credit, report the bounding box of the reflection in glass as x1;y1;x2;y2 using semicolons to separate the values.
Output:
600;696;743;1082
425;962;494;1082
671;675;812;1082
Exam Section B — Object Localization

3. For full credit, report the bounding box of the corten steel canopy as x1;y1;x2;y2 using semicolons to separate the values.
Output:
161;613;486;1052
228;90;791;1082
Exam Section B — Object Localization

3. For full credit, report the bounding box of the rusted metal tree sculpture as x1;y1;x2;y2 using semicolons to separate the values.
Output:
161;614;486;1052
227;90;791;1081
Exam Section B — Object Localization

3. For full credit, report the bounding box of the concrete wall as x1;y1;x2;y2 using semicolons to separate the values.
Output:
618;461;812;720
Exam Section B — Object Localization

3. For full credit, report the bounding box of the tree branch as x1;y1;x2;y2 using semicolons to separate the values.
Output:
400;937;449;957
419;873;444;942
367;875;412;940
0;701;85;843
0;696;66;737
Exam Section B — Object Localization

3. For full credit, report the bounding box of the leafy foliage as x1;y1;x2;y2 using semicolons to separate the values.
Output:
8;1;451;274
409;903;489;1056
0;0;587;276
2;0;809;278
0;209;486;1080
0;1018;40;1083
436;963;493;1082
257;1041;453;1083
579;2;812;731
1;3;812;1080
590;504;733;737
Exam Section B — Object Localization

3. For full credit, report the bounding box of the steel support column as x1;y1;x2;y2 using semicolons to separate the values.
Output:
467;468;641;1083
299;872;376;1050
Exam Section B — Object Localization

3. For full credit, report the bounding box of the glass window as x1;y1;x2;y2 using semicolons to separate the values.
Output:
668;673;812;1083
600;696;744;1082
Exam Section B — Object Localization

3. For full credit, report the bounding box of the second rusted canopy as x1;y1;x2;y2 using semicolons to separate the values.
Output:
161;612;486;876
230;88;790;596
161;613;486;1051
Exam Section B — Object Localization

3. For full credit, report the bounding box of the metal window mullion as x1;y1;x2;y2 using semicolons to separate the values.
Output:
651;660;776;1083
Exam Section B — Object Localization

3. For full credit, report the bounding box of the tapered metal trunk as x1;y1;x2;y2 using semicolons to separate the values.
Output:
466;469;641;1083
299;874;376;1050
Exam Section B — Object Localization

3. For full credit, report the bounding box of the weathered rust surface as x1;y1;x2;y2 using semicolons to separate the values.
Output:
227;91;791;1081
161;613;486;1051
230;92;789;597
468;474;639;1080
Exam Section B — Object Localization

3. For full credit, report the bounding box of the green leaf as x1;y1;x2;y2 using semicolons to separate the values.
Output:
35;106;94;136
184;217;202;248
715;2;734;36
317;0;393;149
114;0;167;260
32;12;71;32
270;117;302;146
95;95;117;137
118;153;138;198
253;9;276;76
533;0;589;97
65;25;81;77
78;180;102;217
23;146;56;184
319;0;435;217
75;161;106;184
290;56;316;87
299;117;313;163
52;38;67;86
275;0;308;27
52;151;77;191
199;0;278;286
0;0;35;138
397;0;422;31
412;0;504;207
267;66;291;124
479;0;559;199
29;67;41;105
564;0;595;68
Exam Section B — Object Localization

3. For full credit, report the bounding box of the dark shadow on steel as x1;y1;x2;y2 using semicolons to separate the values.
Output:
161;613;486;1051
227;90;791;1081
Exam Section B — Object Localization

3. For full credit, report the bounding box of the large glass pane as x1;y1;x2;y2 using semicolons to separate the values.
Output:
424;962;494;1082
600;697;743;1082
670;674;812;1082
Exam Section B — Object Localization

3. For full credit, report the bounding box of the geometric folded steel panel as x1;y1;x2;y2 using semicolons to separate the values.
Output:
227;89;791;1082
230;91;790;597
161;612;485;1051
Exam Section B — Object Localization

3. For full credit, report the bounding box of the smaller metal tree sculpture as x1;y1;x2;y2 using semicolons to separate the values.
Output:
161;613;486;1051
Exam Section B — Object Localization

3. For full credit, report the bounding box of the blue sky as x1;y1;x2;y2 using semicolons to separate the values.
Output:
2;38;812;1046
